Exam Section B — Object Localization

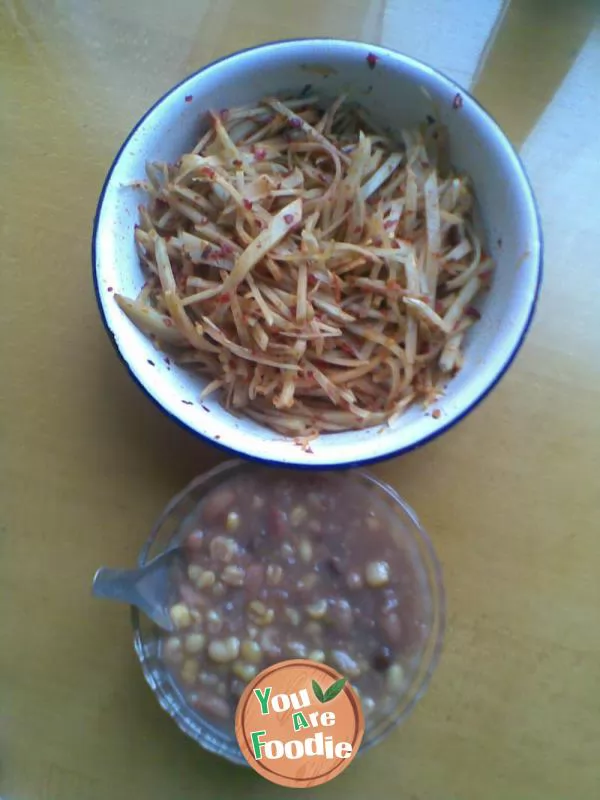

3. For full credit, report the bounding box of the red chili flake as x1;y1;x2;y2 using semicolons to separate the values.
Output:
107;286;113;292
284;213;295;224
307;274;318;286
202;166;215;179
254;148;267;161
372;236;383;247
164;318;174;327
466;306;482;320
147;359;155;366
340;342;354;356
233;159;243;168
435;301;445;314
182;399;194;405
384;219;396;230
221;243;234;255
354;225;363;234
255;220;265;229
289;116;302;128
452;93;463;110
185;95;193;103
243;199;253;210
366;53;379;70
432;408;442;419
218;293;231;304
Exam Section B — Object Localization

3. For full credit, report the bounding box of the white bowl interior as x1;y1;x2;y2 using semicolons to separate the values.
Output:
94;39;541;467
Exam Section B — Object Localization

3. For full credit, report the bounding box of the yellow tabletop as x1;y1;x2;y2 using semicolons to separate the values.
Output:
2;1;600;798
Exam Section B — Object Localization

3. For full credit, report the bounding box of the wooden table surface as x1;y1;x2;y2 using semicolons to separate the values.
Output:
2;1;600;798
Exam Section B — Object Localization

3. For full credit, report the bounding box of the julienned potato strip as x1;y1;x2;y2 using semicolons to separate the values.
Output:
116;94;494;437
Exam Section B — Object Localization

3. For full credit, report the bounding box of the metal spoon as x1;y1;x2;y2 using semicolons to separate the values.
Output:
92;548;185;632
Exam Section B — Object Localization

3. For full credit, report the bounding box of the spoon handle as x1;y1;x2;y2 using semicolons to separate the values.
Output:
92;566;142;603
91;566;174;631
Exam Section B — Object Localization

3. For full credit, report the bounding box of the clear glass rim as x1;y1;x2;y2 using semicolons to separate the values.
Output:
132;459;445;764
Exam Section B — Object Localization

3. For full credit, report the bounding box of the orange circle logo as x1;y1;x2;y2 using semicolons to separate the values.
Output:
235;659;364;787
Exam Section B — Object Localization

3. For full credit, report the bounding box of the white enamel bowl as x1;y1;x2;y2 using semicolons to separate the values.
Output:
93;38;542;469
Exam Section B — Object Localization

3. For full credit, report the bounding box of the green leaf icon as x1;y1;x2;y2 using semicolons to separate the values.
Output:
312;679;325;703
323;677;347;702
312;676;347;704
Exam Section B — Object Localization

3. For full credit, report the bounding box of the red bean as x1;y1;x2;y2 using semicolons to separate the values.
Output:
202;487;235;524
325;556;344;576
380;612;402;645
328;598;353;633
185;530;204;551
192;691;231;719
268;507;288;538
371;645;394;671
180;583;205;609
244;563;264;597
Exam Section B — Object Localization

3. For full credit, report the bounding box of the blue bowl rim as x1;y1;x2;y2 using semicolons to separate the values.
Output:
91;37;544;471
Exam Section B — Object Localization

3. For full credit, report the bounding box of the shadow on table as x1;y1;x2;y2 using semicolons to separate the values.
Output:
471;0;600;148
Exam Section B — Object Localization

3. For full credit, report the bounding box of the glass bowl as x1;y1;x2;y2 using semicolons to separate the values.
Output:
132;459;445;765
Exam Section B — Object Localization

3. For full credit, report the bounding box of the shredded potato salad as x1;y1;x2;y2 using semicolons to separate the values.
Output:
116;94;493;437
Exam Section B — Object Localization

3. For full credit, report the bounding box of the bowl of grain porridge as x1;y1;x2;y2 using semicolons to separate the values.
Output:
133;460;444;763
